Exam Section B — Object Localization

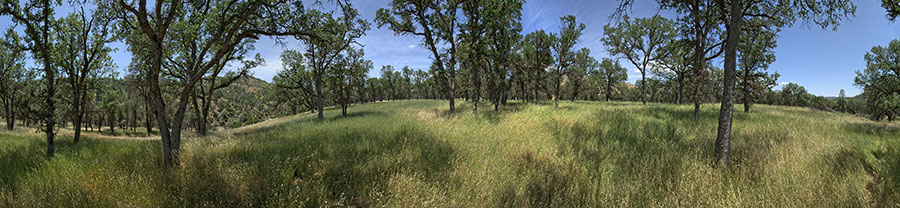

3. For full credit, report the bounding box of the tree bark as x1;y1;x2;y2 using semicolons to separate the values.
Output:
144;100;152;136
692;1;706;121
742;66;752;112
42;4;55;157
606;80;613;102
715;0;742;167
316;69;324;120
676;77;684;105
4;95;14;130
554;75;560;108
6;109;13;131
641;70;647;105
571;83;580;102
109;113;115;134
191;94;205;135
73;113;82;142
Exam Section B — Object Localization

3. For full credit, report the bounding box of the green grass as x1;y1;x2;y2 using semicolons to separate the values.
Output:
1;100;898;207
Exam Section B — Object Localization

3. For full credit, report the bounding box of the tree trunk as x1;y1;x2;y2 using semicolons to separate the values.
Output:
43;38;55;158
192;94;208;136
641;70;647;105
6;111;13;131
715;0;742;167
676;77;684;105
692;1;705;121
131;108;137;133
144;101;152;136
5;99;14;130
148;46;176;166
473;90;479;114
73;113;82;143
554;74;560;109
606;81;613;102
571;84;579;102
109;113;115;134
316;70;324;120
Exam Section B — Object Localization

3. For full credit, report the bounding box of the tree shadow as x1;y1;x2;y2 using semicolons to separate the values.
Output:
324;111;386;122
841;122;900;136
499;150;585;207
541;110;705;205
0;134;45;190
0;133;162;204
232;110;388;138
185;120;457;207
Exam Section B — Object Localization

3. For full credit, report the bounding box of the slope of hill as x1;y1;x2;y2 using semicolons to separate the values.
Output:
210;75;286;129
1;100;898;207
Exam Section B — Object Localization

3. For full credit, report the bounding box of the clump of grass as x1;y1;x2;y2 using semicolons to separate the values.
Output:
0;100;898;207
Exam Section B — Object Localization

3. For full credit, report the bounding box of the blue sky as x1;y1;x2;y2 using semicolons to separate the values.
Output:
2;0;898;97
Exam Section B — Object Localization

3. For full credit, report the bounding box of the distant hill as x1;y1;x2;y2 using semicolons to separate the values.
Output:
211;75;283;129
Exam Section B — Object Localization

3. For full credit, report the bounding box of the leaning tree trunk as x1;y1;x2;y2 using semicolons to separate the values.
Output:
148;45;176;166
715;0;742;167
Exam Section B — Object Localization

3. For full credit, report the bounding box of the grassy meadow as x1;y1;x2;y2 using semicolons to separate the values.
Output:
0;100;898;207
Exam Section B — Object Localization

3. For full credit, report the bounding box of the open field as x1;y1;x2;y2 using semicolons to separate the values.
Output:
1;100;898;207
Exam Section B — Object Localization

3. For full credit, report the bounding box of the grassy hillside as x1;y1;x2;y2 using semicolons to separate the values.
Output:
1;100;898;207
212;75;285;129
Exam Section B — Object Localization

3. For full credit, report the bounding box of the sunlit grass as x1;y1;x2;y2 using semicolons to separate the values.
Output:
1;100;898;207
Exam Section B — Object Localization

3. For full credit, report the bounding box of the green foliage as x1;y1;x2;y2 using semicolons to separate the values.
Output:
376;0;462;111
737;28;779;112
884;0;900;21
0;29;27;127
855;39;900;121
594;58;628;102
549;15;586;108
602;14;676;104
214;76;281;128
519;30;554;102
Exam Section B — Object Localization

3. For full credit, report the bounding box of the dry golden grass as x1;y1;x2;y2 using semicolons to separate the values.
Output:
0;100;898;207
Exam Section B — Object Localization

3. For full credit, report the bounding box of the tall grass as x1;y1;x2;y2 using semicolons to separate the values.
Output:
0;100;897;207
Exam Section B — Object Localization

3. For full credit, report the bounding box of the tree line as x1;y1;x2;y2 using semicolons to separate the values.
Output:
2;0;894;168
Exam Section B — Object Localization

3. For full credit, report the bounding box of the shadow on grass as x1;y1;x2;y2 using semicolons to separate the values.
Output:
842;122;900;136
522;109;709;206
232;110;388;138
0;134;164;206
184;119;457;207
324;111;386;122
0;134;45;190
